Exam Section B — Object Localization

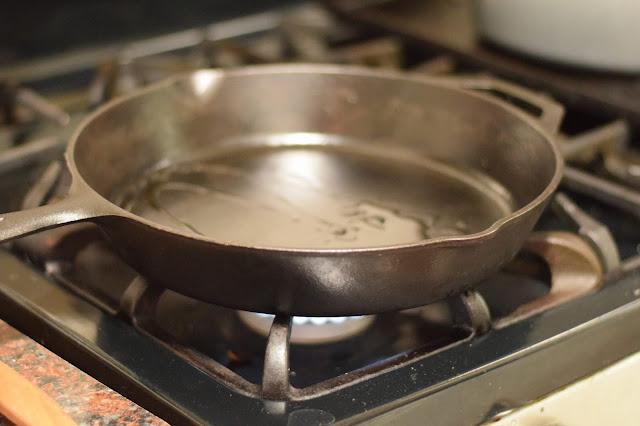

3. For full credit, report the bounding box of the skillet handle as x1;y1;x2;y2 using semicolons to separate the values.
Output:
0;192;106;245
443;76;565;134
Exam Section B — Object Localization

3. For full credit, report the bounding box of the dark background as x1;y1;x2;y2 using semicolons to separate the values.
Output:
0;1;295;64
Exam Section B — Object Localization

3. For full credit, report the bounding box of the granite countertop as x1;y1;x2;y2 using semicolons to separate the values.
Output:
0;319;166;426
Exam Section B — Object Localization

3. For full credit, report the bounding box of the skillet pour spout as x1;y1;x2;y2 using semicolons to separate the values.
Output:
0;65;563;316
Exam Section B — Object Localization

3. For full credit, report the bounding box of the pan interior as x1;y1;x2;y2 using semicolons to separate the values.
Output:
115;133;516;250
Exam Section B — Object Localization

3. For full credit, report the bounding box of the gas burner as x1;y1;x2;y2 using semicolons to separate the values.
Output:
237;311;375;344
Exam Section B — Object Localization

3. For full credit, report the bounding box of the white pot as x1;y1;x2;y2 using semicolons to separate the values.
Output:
476;0;640;73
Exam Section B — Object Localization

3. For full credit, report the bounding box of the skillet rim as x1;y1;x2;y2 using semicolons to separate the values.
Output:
66;63;564;254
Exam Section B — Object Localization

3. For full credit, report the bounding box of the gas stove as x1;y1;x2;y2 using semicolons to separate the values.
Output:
1;2;640;425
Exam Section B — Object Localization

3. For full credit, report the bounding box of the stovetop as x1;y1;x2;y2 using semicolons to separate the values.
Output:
1;2;640;425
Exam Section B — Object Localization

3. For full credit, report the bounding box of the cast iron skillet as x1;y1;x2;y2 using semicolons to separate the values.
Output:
0;65;563;316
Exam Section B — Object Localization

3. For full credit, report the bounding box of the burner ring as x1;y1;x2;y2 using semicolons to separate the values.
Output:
237;311;375;345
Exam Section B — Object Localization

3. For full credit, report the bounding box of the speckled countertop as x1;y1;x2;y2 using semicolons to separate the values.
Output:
0;320;167;426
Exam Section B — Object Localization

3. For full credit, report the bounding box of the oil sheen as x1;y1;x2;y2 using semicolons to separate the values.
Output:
117;145;515;249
